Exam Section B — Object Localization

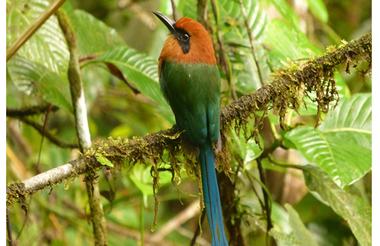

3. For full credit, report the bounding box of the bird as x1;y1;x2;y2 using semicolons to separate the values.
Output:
153;12;228;246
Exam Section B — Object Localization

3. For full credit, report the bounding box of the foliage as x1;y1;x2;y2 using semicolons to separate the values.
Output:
6;0;371;245
285;94;371;187
303;165;371;246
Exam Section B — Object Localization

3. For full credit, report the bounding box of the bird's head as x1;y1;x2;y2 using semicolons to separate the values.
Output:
153;12;216;65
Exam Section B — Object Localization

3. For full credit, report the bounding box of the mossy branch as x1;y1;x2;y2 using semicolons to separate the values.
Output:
56;10;107;245
7;32;371;208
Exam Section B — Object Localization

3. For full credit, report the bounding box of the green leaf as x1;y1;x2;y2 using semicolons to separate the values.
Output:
218;0;270;93
231;129;263;165
7;56;72;112
110;124;133;138
90;46;173;121
285;204;318;246
177;0;197;20
270;203;318;246
95;153;114;167
220;0;268;41
266;0;301;30
130;165;153;196
264;19;320;67
65;7;125;55
303;165;371;246
7;0;69;73
306;0;328;23
7;0;72;110
320;94;371;132
284;94;371;187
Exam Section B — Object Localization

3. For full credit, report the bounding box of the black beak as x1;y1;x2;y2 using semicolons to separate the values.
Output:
153;11;176;35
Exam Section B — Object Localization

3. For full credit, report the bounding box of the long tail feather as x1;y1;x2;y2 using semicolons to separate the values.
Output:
200;143;228;246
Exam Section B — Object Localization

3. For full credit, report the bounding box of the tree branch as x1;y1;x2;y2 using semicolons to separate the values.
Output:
56;10;107;245
6;105;59;117
7;33;371;208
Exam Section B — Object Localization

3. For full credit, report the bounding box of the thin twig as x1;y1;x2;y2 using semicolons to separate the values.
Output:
14;117;78;149
177;227;210;246
197;0;208;27
6;105;59;117
190;210;206;246
150;200;200;243
170;0;177;20
6;209;13;246
257;158;273;238
243;169;265;212
238;0;264;86
6;0;66;61
268;156;305;170
209;0;237;100
36;105;53;172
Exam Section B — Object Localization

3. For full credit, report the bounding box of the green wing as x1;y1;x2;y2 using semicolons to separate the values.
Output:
160;61;221;145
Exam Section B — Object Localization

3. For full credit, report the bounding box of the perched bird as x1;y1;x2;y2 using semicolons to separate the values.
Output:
154;12;228;246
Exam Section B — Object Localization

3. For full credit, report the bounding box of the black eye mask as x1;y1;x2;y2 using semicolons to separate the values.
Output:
174;28;190;54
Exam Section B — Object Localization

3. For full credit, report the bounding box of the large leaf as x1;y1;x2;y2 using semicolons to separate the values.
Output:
179;0;270;94
7;0;71;110
284;94;371;187
7;0;69;73
306;0;328;23
220;0;268;42
303;165;371;246
7;56;72;112
177;0;197;20
264;19;320;68
320;94;371;132
285;204;318;246
65;7;125;56
129;165;154;197
266;0;301;30
219;0;270;93
7;0;123;102
129;164;172;197
90;47;172;121
270;203;318;246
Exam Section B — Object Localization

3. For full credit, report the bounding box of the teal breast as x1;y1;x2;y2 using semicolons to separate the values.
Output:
159;61;221;145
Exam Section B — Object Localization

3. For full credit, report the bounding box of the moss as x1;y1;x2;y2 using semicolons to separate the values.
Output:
7;183;27;208
222;32;371;141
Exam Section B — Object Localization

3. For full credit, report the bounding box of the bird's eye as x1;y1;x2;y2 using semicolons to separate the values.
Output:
182;33;190;41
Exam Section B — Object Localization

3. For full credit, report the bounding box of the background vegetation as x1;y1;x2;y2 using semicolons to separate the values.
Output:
6;0;371;245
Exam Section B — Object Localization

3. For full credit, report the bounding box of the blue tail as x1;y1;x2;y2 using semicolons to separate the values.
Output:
199;143;228;246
